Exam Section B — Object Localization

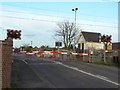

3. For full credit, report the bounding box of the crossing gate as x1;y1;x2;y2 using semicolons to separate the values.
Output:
14;51;91;56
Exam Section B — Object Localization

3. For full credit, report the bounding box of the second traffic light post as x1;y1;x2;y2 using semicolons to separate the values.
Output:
104;43;107;63
55;42;62;57
99;34;112;63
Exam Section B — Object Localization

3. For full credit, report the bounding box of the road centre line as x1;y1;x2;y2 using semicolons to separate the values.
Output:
53;61;120;86
12;60;14;63
95;75;109;80
22;60;28;64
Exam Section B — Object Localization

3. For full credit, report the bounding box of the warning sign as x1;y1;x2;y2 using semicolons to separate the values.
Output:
107;45;112;50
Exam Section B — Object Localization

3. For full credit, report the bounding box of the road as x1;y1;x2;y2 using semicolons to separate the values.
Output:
12;53;119;88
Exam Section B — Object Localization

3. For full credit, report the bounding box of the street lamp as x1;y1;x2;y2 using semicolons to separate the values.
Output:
72;8;78;51
72;8;78;25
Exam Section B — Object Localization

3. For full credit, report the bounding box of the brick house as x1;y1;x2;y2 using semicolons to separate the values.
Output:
112;42;120;50
112;42;120;57
77;31;104;52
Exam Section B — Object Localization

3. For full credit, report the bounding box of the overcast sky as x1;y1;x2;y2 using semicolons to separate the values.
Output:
0;1;119;47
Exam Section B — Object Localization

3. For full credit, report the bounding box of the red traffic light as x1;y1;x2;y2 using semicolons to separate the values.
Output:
9;32;13;34
16;32;19;35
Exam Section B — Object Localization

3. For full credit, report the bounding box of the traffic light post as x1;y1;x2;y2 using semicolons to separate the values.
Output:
99;34;112;63
104;43;107;62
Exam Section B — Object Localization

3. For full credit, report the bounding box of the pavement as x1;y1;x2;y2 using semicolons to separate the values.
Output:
11;53;119;88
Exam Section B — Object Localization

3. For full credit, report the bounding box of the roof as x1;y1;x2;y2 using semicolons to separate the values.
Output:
81;31;101;42
112;42;120;44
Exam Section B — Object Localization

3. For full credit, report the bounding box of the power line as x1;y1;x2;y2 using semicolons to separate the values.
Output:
3;10;117;24
0;15;117;28
1;15;58;22
3;10;72;19
2;4;67;14
2;4;117;19
77;23;117;28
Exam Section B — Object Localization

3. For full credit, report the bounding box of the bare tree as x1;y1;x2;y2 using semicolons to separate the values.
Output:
55;21;79;48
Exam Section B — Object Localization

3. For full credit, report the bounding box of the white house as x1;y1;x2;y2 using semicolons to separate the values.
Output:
77;31;104;52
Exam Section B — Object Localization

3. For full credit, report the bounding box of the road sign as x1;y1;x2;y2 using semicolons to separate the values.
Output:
107;45;112;50
55;42;62;47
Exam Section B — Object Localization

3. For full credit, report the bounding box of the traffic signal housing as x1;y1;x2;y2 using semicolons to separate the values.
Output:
99;34;112;43
101;35;106;42
7;29;21;39
106;36;112;42
14;30;21;39
7;30;14;38
55;42;62;47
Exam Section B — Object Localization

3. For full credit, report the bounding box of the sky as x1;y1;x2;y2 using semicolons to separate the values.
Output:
0;1;119;48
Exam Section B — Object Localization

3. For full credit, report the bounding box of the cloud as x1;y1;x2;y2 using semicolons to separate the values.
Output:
0;5;118;47
0;11;58;47
24;34;36;37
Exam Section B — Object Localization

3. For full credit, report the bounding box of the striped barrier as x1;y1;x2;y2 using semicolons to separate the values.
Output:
14;51;90;56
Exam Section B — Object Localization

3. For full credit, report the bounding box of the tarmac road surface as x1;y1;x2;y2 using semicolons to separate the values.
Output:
11;53;119;88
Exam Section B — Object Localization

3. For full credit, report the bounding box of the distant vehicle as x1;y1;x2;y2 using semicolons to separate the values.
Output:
20;51;26;53
44;51;53;55
43;51;54;57
26;53;34;55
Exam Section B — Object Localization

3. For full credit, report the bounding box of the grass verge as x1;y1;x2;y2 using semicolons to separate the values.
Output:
89;62;119;66
10;83;18;88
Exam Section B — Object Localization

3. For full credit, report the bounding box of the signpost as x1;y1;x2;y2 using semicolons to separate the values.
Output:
55;42;62;57
55;42;62;47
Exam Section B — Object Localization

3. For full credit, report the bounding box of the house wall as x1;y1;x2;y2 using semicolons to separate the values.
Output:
112;43;120;50
77;33;85;44
85;42;104;50
77;33;86;51
0;39;13;89
78;41;104;50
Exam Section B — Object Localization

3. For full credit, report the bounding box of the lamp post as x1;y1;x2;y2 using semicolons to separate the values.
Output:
72;8;78;51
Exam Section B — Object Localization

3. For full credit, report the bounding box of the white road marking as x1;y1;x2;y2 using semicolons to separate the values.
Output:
22;60;28;64
53;61;120;86
95;75;109;80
